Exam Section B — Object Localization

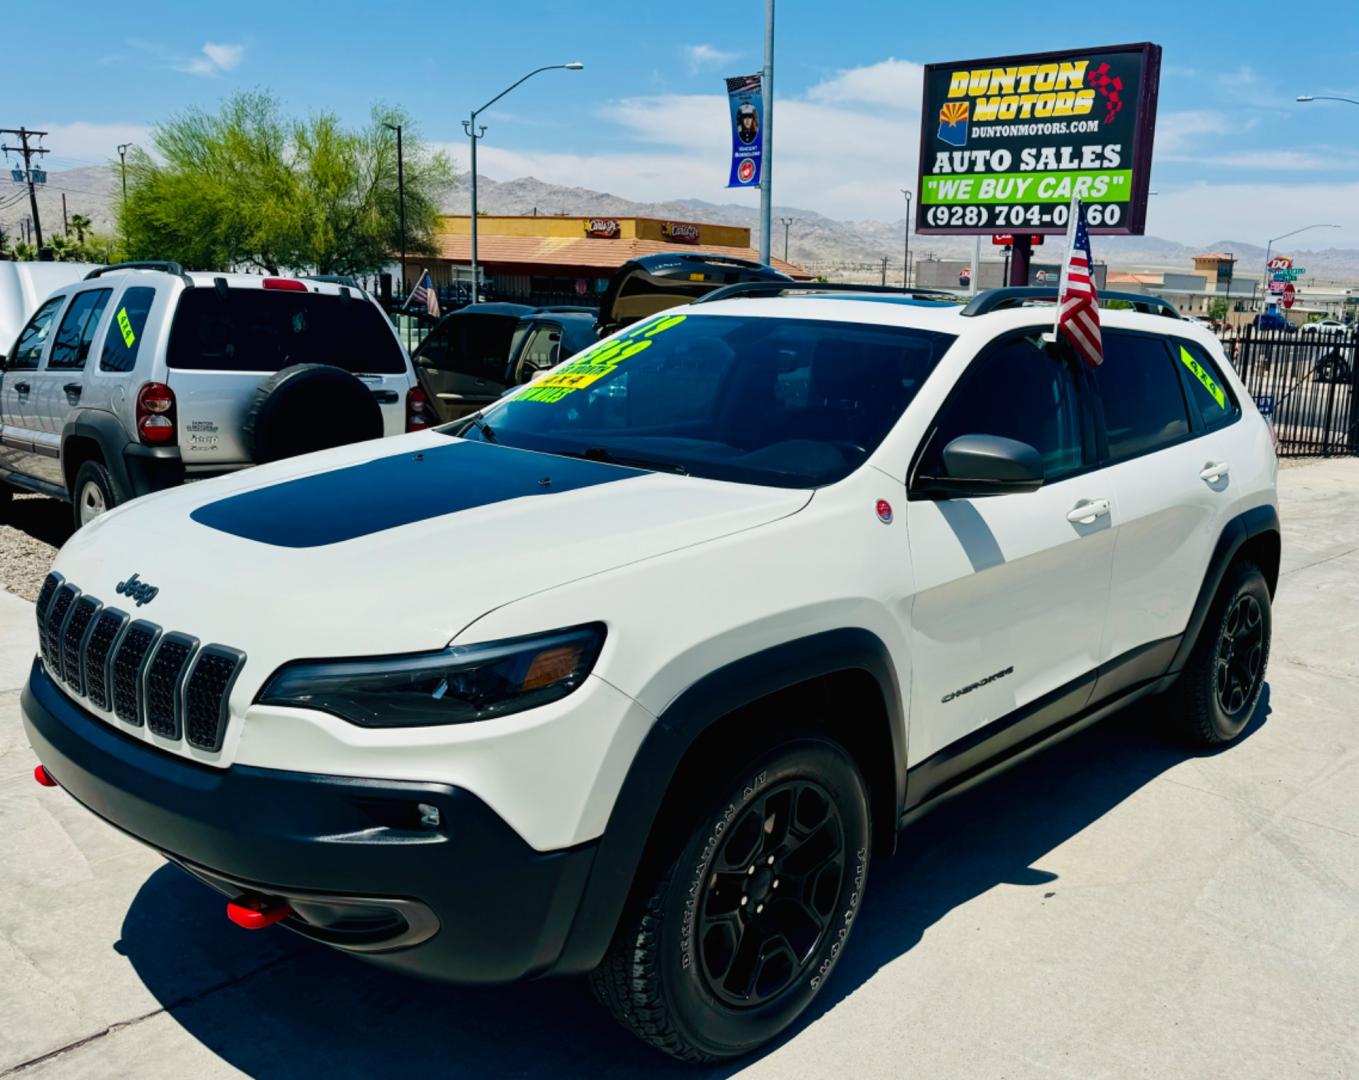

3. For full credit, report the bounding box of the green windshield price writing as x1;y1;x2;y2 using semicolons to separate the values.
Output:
1179;345;1225;409
116;307;136;348
519;314;687;405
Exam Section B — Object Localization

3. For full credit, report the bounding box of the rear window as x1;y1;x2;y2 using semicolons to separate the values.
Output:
101;287;156;373
167;289;405;374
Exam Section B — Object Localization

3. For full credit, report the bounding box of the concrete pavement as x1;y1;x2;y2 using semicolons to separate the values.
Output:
1;459;1357;1078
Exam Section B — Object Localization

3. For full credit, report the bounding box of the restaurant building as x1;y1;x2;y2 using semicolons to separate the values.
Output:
422;215;810;306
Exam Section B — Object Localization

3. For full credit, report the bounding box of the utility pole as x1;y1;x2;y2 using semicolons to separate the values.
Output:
62;193;68;236
758;0;775;264
1;127;50;248
778;216;793;262
117;143;131;206
880;256;889;286
900;189;912;287
382;123;406;293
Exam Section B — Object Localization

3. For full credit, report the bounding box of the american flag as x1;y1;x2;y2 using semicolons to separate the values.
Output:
1056;199;1102;367
407;270;440;319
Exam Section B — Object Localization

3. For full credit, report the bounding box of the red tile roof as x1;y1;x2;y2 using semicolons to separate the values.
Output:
433;234;813;279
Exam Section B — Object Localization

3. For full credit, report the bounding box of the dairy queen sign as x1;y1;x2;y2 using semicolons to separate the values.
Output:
661;221;702;244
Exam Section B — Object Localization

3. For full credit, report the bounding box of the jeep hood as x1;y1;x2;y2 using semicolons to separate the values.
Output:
53;433;810;683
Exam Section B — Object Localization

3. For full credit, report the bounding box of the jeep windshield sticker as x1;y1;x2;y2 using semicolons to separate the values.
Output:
518;315;687;405
1179;345;1226;409
116;307;136;348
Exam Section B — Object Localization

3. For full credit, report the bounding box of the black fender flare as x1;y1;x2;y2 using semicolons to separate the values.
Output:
1168;502;1280;674
61;412;135;501
551;627;904;976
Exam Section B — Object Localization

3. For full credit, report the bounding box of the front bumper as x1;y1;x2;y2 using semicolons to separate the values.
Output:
21;659;597;983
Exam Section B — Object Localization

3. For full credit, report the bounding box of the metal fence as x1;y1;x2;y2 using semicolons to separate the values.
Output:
1225;328;1357;457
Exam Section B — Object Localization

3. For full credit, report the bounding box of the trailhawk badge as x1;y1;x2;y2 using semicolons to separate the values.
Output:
115;573;159;607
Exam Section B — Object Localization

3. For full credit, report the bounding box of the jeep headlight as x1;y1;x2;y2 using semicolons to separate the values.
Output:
258;624;605;728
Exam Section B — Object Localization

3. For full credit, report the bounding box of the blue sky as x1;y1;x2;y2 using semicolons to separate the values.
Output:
6;0;1358;246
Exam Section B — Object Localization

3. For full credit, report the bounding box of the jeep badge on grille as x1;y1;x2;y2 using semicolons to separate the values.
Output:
115;573;159;607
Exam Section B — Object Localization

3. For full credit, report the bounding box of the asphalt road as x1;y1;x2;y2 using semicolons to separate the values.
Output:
0;459;1356;1078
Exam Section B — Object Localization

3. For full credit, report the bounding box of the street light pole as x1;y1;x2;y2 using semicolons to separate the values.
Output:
1261;223;1340;311
758;0;775;265
383;123;406;294
464;62;583;298
1297;95;1359;106
778;216;793;262
900;189;912;288
116;142;130;206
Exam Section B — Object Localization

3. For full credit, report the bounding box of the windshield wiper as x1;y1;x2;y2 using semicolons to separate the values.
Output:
561;446;689;476
460;412;497;443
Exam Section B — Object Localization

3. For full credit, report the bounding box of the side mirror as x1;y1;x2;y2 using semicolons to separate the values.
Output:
916;434;1045;498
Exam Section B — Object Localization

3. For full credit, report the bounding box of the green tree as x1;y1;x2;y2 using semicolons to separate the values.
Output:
119;92;453;275
68;214;92;244
1207;297;1229;324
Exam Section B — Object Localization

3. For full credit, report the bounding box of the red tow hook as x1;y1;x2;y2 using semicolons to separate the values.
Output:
33;764;58;787
226;893;293;930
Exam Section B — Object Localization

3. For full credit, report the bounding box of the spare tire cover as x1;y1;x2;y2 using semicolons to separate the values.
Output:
242;363;385;465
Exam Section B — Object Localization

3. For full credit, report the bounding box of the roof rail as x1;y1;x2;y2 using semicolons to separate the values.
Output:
960;287;1181;319
531;304;598;315
690;281;963;306
303;273;362;289
84;260;194;287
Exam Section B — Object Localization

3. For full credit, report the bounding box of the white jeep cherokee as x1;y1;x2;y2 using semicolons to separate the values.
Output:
23;284;1279;1062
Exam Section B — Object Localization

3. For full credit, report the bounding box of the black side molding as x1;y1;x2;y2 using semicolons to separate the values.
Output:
553;627;904;976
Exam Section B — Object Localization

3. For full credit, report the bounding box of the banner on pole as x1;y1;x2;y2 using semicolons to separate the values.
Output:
725;74;763;188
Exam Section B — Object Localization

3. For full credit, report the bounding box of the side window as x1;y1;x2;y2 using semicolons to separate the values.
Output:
515;325;562;381
1174;339;1239;431
922;333;1084;482
1092;332;1191;461
49;289;113;369
100;287;157;373
8;296;66;370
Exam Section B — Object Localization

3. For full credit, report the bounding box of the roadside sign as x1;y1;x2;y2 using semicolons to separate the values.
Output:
1254;394;1274;418
1267;257;1293;270
1268;279;1285;294
1282;283;1296;309
917;42;1162;236
991;234;1045;246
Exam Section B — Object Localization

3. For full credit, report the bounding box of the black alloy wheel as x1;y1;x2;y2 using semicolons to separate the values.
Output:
696;779;846;1007
1215;593;1265;719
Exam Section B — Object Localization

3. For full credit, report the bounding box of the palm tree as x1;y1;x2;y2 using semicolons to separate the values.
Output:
70;214;92;244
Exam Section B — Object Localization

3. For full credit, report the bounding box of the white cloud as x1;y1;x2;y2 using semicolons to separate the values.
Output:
684;44;740;73
178;41;245;77
1145;180;1359;247
35;121;153;168
806;57;924;112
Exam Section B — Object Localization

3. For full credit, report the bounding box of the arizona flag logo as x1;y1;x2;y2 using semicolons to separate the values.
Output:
938;102;969;146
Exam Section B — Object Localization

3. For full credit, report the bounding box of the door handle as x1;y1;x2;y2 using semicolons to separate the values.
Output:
369;389;399;404
12;382;29;394
1199;461;1230;483
63;382;83;397
1067;498;1111;525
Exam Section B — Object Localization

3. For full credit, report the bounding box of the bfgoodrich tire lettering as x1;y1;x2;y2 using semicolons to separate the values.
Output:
591;738;870;1062
1172;559;1272;746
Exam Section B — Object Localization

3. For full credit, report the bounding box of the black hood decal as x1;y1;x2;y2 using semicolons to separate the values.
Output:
190;440;642;548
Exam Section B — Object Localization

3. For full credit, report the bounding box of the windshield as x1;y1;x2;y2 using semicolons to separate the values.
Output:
167;289;406;374
451;313;955;488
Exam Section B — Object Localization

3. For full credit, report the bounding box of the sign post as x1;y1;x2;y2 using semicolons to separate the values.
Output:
916;42;1161;270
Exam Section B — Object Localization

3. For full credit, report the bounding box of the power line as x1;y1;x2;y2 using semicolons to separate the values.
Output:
0;127;50;247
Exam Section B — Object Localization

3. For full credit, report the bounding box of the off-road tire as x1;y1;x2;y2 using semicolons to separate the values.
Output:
71;459;119;530
1172;559;1271;746
591;738;870;1062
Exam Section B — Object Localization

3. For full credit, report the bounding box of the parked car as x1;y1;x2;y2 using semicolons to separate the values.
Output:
413;304;597;423
0;259;101;355
414;254;794;422
23;284;1280;1062
1300;318;1350;337
1;261;424;528
1253;310;1292;332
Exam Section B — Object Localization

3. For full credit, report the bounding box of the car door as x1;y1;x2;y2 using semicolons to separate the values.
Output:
903;329;1116;779
1;294;66;480
413;313;516;422
36;286;113;486
1092;331;1245;686
506;322;563;386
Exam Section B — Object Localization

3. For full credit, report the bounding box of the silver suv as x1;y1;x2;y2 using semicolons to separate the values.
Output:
1;261;425;527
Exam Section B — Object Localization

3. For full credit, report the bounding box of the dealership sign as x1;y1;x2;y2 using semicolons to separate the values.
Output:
917;42;1161;236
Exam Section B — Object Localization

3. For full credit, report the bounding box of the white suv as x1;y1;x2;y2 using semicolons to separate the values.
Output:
23;284;1279;1062
2;262;426;528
